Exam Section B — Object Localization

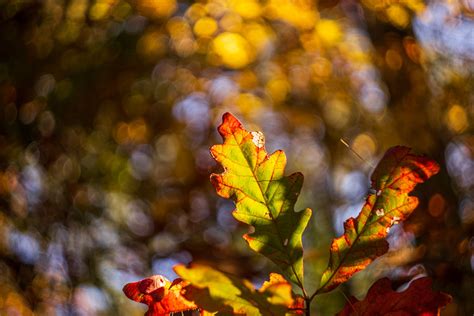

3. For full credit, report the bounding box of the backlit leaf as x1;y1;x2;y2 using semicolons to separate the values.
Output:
122;275;198;316
175;263;305;315
336;277;452;316
210;112;312;288
317;146;439;293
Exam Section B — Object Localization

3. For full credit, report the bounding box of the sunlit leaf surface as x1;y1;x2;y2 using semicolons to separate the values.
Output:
318;146;440;293
210;113;312;287
175;263;304;315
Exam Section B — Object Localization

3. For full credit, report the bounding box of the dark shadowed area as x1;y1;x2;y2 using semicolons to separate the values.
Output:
0;0;472;314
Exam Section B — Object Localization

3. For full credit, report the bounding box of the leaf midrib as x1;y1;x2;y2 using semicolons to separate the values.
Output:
231;133;303;289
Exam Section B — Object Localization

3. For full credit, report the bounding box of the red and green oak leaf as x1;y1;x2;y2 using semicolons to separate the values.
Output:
210;113;312;288
317;146;439;294
122;275;200;316
175;263;305;315
337;277;452;316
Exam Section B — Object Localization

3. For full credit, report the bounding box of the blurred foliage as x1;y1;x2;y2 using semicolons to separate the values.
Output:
0;0;472;315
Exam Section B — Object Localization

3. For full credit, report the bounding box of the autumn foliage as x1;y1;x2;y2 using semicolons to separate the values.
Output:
123;275;198;315
210;112;311;289
124;113;451;315
318;146;440;294
336;277;452;316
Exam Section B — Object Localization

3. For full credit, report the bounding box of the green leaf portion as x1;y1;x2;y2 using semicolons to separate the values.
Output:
210;113;312;287
174;264;304;315
317;146;439;294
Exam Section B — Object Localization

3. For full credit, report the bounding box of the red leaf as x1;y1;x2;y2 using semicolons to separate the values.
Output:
337;277;452;316
123;275;198;316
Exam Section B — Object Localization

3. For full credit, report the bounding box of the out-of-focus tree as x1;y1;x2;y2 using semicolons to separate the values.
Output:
0;0;472;314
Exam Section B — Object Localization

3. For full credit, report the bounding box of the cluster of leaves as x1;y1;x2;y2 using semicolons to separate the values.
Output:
124;113;451;315
1;0;471;313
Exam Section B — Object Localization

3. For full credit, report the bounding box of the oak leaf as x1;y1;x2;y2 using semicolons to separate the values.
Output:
318;146;439;293
210;112;312;288
122;275;199;316
175;263;304;315
337;277;452;316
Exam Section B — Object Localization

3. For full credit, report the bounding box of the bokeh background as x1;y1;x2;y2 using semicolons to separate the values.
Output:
0;0;473;314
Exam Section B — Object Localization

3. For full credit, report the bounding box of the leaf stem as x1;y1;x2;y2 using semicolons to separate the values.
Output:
305;297;311;316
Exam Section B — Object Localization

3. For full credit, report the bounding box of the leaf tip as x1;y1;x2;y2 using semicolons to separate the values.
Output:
218;112;243;137
303;207;312;217
122;282;138;301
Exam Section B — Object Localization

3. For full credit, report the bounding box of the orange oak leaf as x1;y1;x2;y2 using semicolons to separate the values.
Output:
337;277;452;316
317;146;439;294
210;112;311;288
122;275;199;316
